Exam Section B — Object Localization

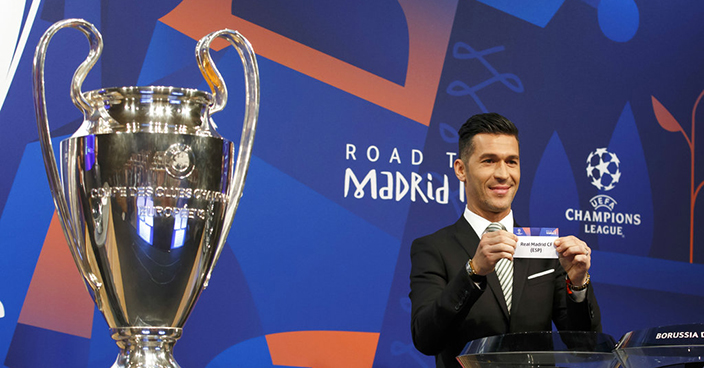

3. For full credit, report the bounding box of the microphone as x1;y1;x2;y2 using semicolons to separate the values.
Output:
482;222;506;235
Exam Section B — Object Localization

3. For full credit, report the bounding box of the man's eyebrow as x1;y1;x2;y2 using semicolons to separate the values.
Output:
477;153;520;159
477;153;498;158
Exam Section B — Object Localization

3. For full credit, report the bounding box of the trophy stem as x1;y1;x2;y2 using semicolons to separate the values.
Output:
110;328;182;368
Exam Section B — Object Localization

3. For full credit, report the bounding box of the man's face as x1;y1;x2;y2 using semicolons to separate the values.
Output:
454;133;520;222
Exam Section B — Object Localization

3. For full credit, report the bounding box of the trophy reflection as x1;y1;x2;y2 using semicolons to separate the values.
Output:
33;19;259;368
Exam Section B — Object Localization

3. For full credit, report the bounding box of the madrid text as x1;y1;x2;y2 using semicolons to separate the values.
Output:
343;144;462;204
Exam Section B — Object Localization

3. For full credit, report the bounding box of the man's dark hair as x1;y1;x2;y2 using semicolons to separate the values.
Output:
458;112;519;160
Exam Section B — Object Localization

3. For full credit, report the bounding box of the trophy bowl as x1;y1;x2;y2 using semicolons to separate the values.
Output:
33;19;259;368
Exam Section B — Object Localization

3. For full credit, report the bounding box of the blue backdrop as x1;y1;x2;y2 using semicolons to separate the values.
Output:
0;0;703;367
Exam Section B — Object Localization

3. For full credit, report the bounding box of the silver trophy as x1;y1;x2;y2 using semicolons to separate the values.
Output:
32;19;259;367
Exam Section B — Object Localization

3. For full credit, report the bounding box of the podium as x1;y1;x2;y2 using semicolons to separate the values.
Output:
615;324;704;368
456;331;617;368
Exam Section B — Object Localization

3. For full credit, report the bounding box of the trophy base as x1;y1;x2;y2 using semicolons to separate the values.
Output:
110;327;182;368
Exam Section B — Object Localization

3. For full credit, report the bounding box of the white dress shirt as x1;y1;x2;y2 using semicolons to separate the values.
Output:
462;207;586;302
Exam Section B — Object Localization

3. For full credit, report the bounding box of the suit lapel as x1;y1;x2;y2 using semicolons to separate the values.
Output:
452;216;511;320
453;216;479;256
510;258;529;316
486;269;510;319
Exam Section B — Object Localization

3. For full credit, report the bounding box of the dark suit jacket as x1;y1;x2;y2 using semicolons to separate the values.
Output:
409;216;601;368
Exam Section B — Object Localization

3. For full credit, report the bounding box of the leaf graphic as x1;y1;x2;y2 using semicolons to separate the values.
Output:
603;103;654;256
652;95;683;133
529;131;580;236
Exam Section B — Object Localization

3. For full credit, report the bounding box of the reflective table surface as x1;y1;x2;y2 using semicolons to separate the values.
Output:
457;331;618;368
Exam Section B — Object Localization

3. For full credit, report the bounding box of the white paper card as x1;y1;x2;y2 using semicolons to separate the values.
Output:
513;227;559;259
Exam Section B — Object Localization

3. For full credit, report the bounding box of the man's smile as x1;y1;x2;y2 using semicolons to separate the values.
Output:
489;185;512;196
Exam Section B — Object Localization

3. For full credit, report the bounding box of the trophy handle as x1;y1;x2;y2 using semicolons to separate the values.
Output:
195;30;260;287
33;19;104;295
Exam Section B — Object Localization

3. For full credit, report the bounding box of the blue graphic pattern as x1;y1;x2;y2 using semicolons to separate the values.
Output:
476;0;566;28
601;103;654;255
446;42;524;113
597;0;639;42
529;131;580;235
0;1;703;367
230;0;409;85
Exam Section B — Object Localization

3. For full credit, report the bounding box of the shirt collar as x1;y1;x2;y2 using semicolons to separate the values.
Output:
463;207;514;237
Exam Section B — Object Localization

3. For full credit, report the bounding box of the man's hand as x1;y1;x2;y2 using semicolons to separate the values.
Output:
554;236;591;286
472;230;518;276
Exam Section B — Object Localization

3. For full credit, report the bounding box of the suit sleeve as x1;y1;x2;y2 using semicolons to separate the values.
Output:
551;263;602;333
409;235;486;356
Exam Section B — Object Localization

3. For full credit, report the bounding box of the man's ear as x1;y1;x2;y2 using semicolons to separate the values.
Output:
454;158;466;182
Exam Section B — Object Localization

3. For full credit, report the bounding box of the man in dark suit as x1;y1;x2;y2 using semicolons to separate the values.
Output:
409;113;601;368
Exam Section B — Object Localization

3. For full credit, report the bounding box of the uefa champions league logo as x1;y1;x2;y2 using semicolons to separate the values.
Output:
586;148;621;191
165;143;195;179
564;147;639;237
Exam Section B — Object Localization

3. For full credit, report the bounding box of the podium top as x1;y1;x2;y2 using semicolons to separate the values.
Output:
457;331;617;368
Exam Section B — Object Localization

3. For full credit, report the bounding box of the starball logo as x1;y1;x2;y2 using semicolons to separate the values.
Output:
585;148;621;191
564;148;642;237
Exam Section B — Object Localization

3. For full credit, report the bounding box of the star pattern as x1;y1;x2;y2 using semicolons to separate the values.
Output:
586;148;621;191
